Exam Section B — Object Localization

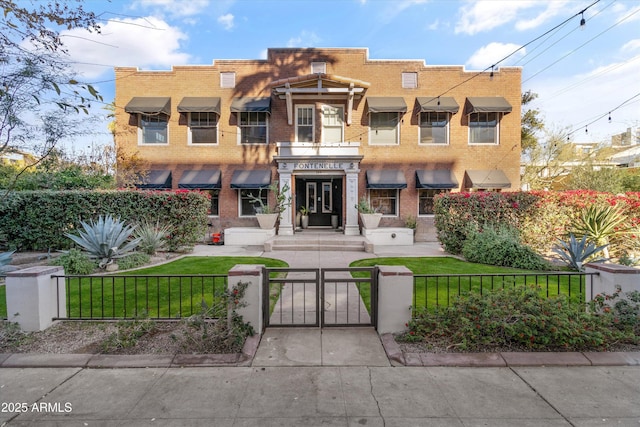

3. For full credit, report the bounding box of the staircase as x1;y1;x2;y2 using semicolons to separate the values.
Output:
265;229;367;252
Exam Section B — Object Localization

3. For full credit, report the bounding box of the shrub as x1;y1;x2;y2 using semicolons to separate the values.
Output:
0;190;210;251
65;215;141;269
117;252;151;271
552;233;607;271
462;225;551;270
52;248;96;275
403;286;633;351
135;220;171;255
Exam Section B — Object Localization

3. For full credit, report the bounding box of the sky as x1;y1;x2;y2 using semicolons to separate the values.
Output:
53;0;640;152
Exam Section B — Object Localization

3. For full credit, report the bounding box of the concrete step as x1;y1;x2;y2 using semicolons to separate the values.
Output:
271;243;365;252
266;236;366;252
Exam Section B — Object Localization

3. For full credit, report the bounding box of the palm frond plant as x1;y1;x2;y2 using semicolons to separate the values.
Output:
135;220;172;255
572;205;629;259
65;215;141;269
0;250;15;275
552;233;607;271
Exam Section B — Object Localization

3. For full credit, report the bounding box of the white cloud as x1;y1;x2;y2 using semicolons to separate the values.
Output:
454;0;570;35
287;31;322;48
60;16;190;79
217;13;234;30
466;42;525;69
622;39;640;53
133;0;211;18
428;19;440;31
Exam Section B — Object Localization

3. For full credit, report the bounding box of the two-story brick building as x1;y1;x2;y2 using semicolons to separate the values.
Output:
115;48;521;240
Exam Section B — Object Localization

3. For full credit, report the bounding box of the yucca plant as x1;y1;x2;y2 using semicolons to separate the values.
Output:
0;250;15;275
65;215;141;269
135;220;172;255
572;205;629;259
552;233;607;271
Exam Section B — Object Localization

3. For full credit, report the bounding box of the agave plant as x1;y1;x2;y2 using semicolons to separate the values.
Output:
65;215;141;269
0;250;15;275
552;233;607;271
135;220;172;255
572;205;629;259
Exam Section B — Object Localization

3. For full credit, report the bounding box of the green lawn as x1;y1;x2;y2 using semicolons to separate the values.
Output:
350;257;586;311
0;256;288;319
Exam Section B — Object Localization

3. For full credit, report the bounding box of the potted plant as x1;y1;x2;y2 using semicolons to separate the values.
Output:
404;214;417;235
299;206;310;229
355;197;382;229
249;181;291;230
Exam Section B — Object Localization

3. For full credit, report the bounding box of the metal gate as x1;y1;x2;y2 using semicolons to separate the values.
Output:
263;267;378;329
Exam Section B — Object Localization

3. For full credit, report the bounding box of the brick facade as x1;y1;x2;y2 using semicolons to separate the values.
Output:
115;48;521;240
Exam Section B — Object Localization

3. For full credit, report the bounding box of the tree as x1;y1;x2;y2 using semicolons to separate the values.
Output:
521;127;574;190
521;91;544;152
0;0;102;192
565;162;624;193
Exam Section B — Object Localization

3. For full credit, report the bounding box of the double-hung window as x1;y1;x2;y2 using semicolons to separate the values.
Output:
189;112;218;144
370;112;399;145
369;189;398;216
419;112;449;145
296;106;314;142
239;112;268;144
469;112;499;144
139;114;168;144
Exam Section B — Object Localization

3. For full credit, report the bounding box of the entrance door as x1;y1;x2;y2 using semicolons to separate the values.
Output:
296;176;342;227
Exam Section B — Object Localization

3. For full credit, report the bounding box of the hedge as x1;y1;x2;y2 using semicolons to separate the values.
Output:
0;190;210;251
434;190;640;256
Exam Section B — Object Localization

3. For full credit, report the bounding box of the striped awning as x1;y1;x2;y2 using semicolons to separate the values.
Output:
464;97;512;115
415;170;459;189
135;170;172;190
177;97;221;114
178;169;221;190
416;97;460;114
125;97;171;115
366;170;407;189
230;97;272;114
464;170;511;189
367;97;408;114
230;170;271;189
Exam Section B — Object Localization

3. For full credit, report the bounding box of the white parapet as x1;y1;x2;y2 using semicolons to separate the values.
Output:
363;228;414;246
224;227;276;246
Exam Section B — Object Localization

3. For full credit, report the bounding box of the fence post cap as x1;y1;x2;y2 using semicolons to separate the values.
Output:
229;264;265;276
378;265;412;276
584;263;640;275
5;266;64;277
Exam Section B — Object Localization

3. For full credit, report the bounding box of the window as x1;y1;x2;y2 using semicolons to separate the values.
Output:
239;112;268;144
370;189;398;216
370;112;399;145
418;189;450;215
189;112;218;144
220;72;235;88
296;106;314;142
209;190;219;216
420;112;449;145
239;189;267;216
322;105;344;143
139;114;168;144
402;72;417;89
469;112;499;144
311;62;326;74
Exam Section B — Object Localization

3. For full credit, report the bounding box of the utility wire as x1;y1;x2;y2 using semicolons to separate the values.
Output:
567;91;640;137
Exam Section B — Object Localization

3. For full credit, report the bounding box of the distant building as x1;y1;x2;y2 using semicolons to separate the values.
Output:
115;48;522;241
611;127;639;147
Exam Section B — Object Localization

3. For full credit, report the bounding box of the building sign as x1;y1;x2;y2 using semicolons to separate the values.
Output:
295;162;343;170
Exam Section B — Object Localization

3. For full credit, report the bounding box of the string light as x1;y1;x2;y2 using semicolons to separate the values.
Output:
580;12;586;28
608;112;611;123
489;66;494;80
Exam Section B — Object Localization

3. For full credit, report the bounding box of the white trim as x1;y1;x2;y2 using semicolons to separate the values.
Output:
238;189;266;217
187;112;219;146
368;112;400;146
321;181;332;213
295;105;314;143
418;112;450;146
306;182;317;213
137;113;169;146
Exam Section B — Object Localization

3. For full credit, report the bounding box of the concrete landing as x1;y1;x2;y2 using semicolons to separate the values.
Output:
252;327;390;367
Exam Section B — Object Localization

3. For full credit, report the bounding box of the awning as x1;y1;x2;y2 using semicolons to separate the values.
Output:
463;97;512;115
464;170;511;189
177;97;221;115
124;97;171;115
367;97;408;114
135;170;172;190
230;97;271;114
178;169;221;190
230;170;271;189
366;170;407;189
415;170;459;189
416;97;460;114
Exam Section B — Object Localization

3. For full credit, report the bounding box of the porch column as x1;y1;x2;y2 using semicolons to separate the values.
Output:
278;169;294;235
345;167;360;235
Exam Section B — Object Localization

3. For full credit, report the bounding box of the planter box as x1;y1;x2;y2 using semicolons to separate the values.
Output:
255;213;278;229
360;213;383;229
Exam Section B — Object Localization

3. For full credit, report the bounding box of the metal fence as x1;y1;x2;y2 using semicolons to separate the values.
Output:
413;272;596;310
53;274;228;320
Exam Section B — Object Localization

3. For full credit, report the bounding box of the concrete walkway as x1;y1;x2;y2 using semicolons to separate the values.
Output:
2;365;639;425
